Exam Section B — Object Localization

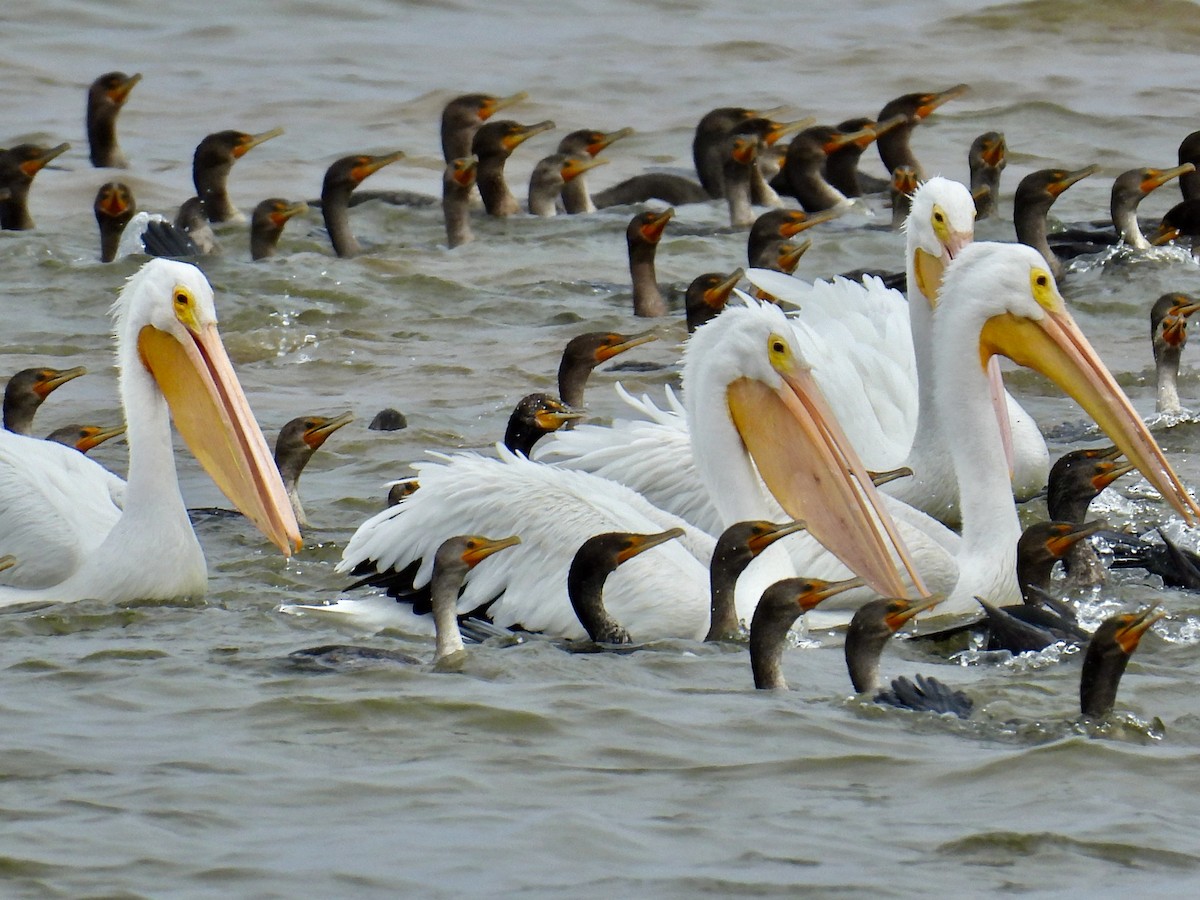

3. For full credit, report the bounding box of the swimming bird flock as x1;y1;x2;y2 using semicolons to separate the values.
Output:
3;72;1199;728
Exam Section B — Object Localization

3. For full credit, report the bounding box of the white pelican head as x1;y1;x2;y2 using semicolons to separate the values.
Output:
941;242;1200;524
115;258;303;554
905;176;976;307
685;299;921;598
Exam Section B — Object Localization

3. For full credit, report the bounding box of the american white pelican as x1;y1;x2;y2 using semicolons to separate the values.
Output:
0;258;300;605
913;241;1197;614
291;300;921;641
539;178;1048;529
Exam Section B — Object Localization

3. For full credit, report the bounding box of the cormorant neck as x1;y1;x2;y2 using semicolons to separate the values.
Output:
705;544;753;642
430;564;467;663
195;162;238;223
321;184;360;258
877;126;921;179
443;186;473;248
1014;195;1063;279
824;147;865;197
748;602;800;689
844;618;887;694
724;163;755;228
1080;642;1130;718
88;109;125;169
476;157;519;217
629;243;667;317
1155;345;1183;414
568;558;631;644
561;175;594;214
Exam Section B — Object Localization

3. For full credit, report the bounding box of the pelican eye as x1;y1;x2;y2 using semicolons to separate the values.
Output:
930;204;951;244
1029;267;1060;311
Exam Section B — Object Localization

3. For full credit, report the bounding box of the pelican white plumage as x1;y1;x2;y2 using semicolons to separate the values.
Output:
0;258;301;605
904;241;1196;614
291;300;923;640
540;178;1047;528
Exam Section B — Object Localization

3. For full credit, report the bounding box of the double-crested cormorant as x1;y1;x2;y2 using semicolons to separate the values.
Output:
1150;199;1200;249
730;116;813;207
94;181;136;262
844;595;973;717
569;528;685;643
3;366;86;435
705;518;809;641
192;128;283;223
968;132;1006;220
556;127;633;213
627;207;674;317
503;393;581;456
822;115;905;198
748;576;867;690
0;142;70;230
1110;164;1195;250
274;412;354;527
46;423;126;455
693;106;769;198
440;92;528;162
557;331;657;410
888;166;918;230
471;119;555;217
1080;608;1164;718
528;154;606;217
295;534;522;667
250;198;307;260
875;84;969;180
321;151;405;258
1150;291;1200;414
782;124;875;212
722;133;760;227
1046;445;1132;585
1177;129;1200;201
1013;165;1099;278
442;157;477;248
87;71;140;168
747;208;838;268
685;268;744;333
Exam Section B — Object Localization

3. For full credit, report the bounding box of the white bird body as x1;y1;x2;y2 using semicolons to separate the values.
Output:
0;432;124;587
0;258;300;606
308;300;921;638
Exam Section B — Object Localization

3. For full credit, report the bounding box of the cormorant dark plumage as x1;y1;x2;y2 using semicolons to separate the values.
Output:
968;132;1006;220
1150;198;1200;250
782;124;874;213
1150;291;1200;415
845;596;972;717
626;207;674;317
888;166;919;230
556;127;633;213
299;534;521;666
729;115;813;207
693;106;764;199
1013;165;1098;278
1046;445;1133;586
0;143;70;230
747;208;837;268
704;519;808;642
875;84;968;180
1110;164;1195;250
723;133;759;228
3;366;86;435
748;576;866;690
251;198;307;260
192;127;283;223
528;154;606;217
45;423;126;455
1177;129;1200;202
503;393;581;457
442;157;477;248
274;412;354;527
569;528;684;644
94;181;135;262
87;71;140;168
685;268;744;333
471;119;555;217
321;151;405;258
822;115;904;198
557;330;657;410
1080;608;1163;718
440;92;527;162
